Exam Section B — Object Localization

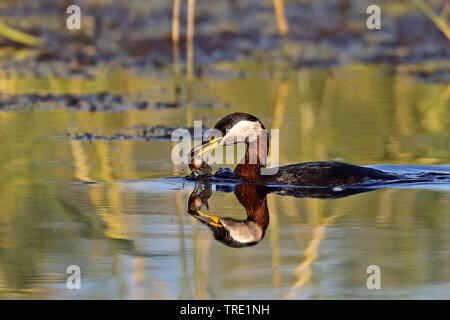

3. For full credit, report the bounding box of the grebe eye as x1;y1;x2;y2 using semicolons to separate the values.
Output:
203;128;223;144
203;134;218;144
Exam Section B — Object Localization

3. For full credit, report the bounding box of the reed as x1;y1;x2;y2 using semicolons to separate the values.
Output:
273;0;289;38
0;22;43;46
186;0;196;89
411;0;450;40
172;0;181;44
171;0;291;83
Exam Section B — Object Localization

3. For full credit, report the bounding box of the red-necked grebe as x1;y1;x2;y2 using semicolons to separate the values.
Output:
190;112;398;187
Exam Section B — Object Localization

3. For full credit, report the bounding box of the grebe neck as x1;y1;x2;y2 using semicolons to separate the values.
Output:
234;135;268;181
234;185;269;231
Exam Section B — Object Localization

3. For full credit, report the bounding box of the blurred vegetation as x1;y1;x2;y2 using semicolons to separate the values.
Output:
412;0;450;39
0;0;449;299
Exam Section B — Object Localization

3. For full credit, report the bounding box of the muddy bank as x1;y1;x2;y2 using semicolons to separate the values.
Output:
0;92;229;112
0;0;448;80
69;125;208;142
399;67;450;84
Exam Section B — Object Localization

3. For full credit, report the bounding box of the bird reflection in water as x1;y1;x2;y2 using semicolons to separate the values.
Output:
188;182;374;248
188;183;269;248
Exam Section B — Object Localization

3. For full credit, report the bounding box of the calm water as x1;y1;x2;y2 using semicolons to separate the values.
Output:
0;62;449;299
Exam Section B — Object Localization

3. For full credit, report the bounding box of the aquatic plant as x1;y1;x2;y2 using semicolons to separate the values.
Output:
411;0;450;40
0;22;43;46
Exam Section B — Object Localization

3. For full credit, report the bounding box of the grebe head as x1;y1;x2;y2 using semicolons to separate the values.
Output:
211;218;265;248
191;112;267;158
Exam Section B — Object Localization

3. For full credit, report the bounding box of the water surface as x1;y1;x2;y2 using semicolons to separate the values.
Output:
0;62;449;299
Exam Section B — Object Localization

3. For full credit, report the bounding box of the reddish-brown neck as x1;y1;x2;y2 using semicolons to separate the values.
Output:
234;185;269;231
234;135;268;181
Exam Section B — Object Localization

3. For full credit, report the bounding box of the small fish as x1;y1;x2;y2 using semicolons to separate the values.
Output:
189;156;212;177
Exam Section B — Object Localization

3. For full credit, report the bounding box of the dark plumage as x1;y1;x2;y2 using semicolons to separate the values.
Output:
213;112;265;134
265;161;397;187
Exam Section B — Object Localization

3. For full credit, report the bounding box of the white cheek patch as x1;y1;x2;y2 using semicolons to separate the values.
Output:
222;120;262;144
221;219;263;244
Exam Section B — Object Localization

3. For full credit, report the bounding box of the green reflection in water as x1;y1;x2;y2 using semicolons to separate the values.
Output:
0;62;449;299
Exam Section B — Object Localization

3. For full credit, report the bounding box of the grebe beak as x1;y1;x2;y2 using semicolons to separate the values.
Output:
190;137;223;157
189;209;223;228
